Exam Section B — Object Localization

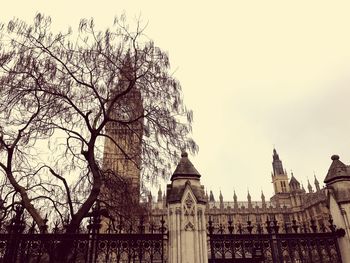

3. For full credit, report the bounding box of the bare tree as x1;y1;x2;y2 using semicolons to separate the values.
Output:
0;14;197;235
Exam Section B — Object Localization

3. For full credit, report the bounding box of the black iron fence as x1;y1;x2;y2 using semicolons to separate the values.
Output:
1;205;346;263
207;217;345;263
0;206;167;263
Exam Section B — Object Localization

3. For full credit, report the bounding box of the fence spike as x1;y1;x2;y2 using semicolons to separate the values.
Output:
310;218;317;233
292;219;298;233
208;217;214;235
228;218;234;234
247;219;253;234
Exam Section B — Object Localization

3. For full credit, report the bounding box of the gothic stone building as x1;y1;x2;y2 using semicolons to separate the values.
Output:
150;149;330;233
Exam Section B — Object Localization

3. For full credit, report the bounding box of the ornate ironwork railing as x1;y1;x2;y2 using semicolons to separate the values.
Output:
0;232;167;263
0;206;168;263
207;217;345;263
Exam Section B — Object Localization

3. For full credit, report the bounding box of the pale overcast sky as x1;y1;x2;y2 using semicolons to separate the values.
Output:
2;1;350;201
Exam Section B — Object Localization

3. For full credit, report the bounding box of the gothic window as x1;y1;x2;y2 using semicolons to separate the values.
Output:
281;181;287;192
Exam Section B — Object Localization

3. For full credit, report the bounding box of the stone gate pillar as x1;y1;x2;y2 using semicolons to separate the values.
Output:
166;152;208;263
324;155;350;262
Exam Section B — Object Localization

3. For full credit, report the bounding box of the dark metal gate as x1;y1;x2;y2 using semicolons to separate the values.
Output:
208;217;345;263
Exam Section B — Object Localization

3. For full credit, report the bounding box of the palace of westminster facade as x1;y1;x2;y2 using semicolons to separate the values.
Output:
149;148;330;232
103;65;329;234
101;65;330;233
100;63;350;262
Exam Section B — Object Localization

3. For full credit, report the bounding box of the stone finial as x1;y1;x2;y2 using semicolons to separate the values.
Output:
209;190;215;202
324;154;350;184
314;173;320;192
307;179;313;193
331;154;339;160
247;190;251;202
261;190;266;209
247;190;252;209
171;151;201;181
219;190;224;210
233;190;238;209
219;191;223;203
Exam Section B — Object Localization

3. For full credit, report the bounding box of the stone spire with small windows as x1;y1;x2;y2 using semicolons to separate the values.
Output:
272;148;285;175
271;148;290;194
270;148;291;207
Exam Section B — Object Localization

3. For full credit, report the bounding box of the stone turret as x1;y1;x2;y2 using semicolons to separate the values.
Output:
270;148;291;207
324;155;350;203
166;152;208;263
288;173;303;208
289;172;301;191
324;155;350;262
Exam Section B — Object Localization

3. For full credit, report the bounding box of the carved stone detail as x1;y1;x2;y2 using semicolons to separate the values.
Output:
185;221;195;231
183;192;196;231
185;195;193;209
